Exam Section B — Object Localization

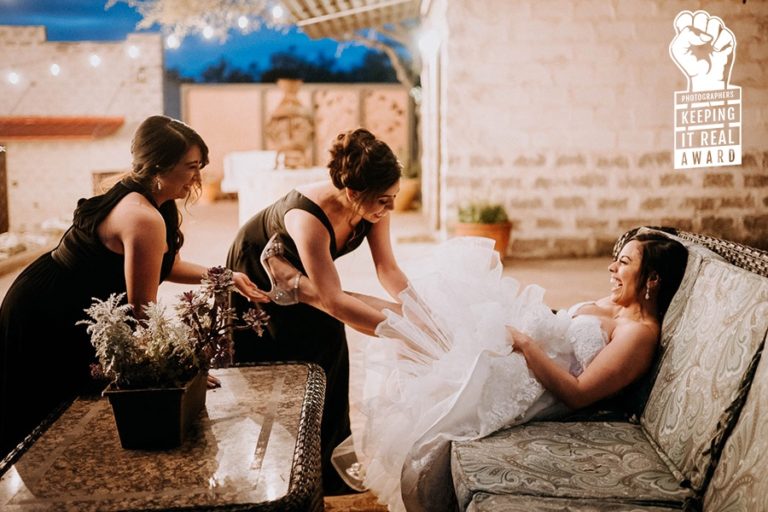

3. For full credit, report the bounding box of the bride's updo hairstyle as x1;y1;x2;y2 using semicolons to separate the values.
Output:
627;233;688;320
328;128;401;207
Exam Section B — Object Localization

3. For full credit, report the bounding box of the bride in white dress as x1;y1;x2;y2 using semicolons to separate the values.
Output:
260;232;688;511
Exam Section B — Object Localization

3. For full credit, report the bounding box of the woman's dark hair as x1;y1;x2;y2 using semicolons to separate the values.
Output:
328;128;401;206
627;233;688;320
128;115;209;200
74;116;209;254
131;115;209;249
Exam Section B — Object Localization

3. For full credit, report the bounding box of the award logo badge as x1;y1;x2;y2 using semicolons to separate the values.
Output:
669;10;741;169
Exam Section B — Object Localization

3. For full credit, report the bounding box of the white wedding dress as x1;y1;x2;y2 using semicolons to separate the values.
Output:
339;237;608;512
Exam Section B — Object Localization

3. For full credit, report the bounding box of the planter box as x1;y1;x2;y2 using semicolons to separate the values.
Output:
454;223;512;258
104;371;207;450
394;177;420;211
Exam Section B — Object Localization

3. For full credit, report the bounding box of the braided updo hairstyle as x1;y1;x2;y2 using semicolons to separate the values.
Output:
328;128;401;206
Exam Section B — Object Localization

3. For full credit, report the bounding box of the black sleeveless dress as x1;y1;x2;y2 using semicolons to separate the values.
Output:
227;189;372;495
0;180;178;458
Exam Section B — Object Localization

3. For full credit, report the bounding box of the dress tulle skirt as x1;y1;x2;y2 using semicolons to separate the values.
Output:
335;237;606;511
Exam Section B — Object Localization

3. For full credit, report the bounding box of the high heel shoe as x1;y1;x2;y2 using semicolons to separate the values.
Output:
260;234;301;306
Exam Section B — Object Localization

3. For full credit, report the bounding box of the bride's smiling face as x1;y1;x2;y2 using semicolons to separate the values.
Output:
608;240;644;306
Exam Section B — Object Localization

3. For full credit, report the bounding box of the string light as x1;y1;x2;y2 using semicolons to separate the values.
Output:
127;45;140;59
237;16;249;29
89;54;102;67
7;71;20;85
165;34;181;49
271;4;285;20
202;26;214;39
49;63;61;76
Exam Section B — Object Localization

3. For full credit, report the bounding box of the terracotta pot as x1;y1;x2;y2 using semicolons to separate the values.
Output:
453;222;512;257
104;371;207;450
394;177;420;211
199;179;221;204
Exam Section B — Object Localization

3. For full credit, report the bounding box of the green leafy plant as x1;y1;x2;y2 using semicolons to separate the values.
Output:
457;202;509;224
79;266;269;389
402;160;421;179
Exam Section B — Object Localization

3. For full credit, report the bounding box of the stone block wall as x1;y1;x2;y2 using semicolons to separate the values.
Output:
0;26;163;231
431;0;768;257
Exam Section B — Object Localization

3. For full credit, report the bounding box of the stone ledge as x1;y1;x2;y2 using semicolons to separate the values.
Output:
0;243;54;277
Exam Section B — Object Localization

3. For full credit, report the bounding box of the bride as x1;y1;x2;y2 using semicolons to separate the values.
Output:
259;231;688;511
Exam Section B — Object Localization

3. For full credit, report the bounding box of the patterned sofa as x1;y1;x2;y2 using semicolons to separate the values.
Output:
450;227;768;511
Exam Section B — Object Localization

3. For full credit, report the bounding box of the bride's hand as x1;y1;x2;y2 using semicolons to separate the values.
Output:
506;326;533;353
232;272;270;303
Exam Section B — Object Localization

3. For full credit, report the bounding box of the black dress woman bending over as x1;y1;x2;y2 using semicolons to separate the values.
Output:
227;128;408;494
0;115;264;460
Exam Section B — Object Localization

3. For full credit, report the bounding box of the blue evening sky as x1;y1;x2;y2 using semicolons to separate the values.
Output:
0;0;370;78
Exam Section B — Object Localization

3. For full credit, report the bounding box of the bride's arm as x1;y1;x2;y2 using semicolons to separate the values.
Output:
507;322;658;409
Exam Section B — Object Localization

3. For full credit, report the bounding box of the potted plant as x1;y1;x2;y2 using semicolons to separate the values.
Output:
394;160;421;212
454;202;513;257
199;173;222;204
79;266;269;449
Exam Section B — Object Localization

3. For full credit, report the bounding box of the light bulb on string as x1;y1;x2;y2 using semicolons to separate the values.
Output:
49;63;61;76
89;54;102;67
238;16;249;30
127;45;140;59
271;5;284;20
202;26;214;40
165;34;181;49
7;71;20;85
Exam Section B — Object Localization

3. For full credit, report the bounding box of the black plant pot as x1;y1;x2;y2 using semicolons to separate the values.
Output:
104;371;207;450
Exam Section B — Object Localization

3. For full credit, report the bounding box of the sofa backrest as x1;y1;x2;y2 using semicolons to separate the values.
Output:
702;323;768;510
640;254;768;493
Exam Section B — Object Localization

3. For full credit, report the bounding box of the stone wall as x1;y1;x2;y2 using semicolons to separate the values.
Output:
0;26;163;231
428;0;768;257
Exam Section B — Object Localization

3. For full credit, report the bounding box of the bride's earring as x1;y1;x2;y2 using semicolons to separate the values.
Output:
645;287;650;300
155;178;163;192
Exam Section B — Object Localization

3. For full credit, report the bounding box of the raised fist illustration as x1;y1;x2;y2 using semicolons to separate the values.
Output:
669;10;735;92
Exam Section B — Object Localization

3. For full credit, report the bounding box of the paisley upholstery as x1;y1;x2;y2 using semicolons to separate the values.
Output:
450;231;768;510
703;331;768;511
641;259;768;491
467;493;681;512
451;421;693;510
658;245;711;346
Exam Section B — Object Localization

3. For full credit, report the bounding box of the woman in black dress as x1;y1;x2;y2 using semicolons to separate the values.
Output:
227;128;408;494
0;115;264;460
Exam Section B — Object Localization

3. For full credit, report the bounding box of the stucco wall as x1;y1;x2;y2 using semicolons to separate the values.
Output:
427;0;768;257
181;83;412;184
0;26;163;231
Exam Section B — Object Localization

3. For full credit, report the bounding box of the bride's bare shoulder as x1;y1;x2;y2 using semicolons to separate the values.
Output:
614;317;660;345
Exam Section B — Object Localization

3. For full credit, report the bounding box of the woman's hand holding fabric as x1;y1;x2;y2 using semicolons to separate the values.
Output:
506;325;534;352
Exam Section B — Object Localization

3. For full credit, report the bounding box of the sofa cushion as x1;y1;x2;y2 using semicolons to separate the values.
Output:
703;331;768;510
467;493;681;512
641;258;768;492
451;421;693;510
